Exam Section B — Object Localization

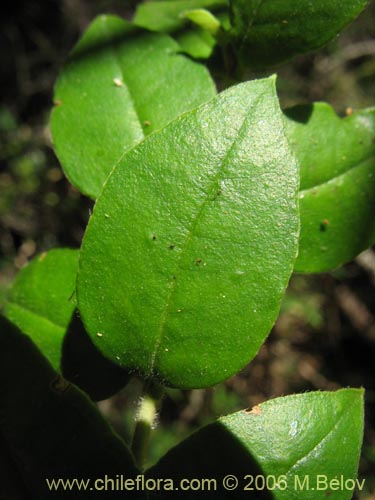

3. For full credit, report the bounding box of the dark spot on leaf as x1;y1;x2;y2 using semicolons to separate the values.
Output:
196;258;202;265
320;219;330;231
144;120;151;127
169;244;175;250
152;234;157;240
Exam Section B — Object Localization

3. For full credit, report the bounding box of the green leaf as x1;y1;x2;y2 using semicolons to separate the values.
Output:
147;389;364;500
134;0;228;32
0;316;145;500
3;248;78;371
51;15;216;199
283;104;375;272
77;76;299;389
175;27;216;59
182;9;221;34
228;0;369;69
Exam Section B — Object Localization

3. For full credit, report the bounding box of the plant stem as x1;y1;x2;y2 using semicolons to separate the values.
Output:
131;381;164;471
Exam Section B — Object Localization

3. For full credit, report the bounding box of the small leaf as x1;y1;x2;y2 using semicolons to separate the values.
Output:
182;9;221;34
147;389;364;500
228;0;369;68
77;77;299;389
0;316;145;499
175;27;216;59
134;0;228;32
51;15;216;199
284;104;375;272
3;248;78;370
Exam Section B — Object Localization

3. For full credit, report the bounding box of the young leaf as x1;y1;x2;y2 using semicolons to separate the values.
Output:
51;15;216;199
283;104;375;272
175;27;216;59
228;0;369;69
77;77;299;389
0;316;145;499
182;9;221;35
3;248;78;371
147;389;364;500
134;0;228;32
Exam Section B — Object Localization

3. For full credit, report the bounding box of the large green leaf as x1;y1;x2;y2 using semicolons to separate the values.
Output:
147;389;364;500
283;104;375;273
51;15;216;199
0;316;144;499
3;248;78;370
77;77;299;389
228;0;369;68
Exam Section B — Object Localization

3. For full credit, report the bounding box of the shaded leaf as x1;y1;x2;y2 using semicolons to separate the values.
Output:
284;104;375;272
77;77;299;389
0;432;30;500
61;311;131;401
229;0;369;68
147;389;364;500
3;250;131;400
51;15;216;199
3;249;78;371
0;316;144;499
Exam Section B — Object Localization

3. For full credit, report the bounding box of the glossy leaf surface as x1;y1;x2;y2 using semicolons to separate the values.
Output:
284;104;375;272
148;389;364;500
51;15;216;199
77;77;299;389
229;0;369;68
3;249;78;370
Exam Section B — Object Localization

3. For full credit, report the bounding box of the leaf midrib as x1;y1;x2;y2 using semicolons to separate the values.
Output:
149;93;264;375
284;410;345;479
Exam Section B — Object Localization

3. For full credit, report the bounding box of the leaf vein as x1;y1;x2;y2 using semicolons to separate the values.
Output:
149;94;264;375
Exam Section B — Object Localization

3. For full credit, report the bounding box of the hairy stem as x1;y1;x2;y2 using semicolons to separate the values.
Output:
131;381;164;471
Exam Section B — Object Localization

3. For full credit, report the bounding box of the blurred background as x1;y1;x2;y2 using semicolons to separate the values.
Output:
0;1;374;498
